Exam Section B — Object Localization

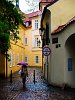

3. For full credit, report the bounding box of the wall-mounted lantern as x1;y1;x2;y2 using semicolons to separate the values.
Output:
39;27;45;40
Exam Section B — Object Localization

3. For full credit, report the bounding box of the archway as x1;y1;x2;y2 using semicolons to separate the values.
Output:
65;33;75;88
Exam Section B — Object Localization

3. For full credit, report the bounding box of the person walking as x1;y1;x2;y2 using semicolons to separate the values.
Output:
21;65;28;88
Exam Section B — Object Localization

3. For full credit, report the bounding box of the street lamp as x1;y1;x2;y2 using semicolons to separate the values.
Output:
39;28;45;40
39;27;45;71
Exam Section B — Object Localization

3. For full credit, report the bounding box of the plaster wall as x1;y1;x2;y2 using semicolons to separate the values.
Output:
7;25;25;77
50;33;65;86
25;16;42;67
50;23;75;88
48;0;75;32
44;0;75;88
62;23;75;88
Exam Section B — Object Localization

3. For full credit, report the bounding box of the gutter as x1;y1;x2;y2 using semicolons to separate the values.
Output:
41;7;47;28
46;0;58;7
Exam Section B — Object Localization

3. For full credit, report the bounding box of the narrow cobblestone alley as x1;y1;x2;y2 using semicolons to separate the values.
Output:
0;68;75;100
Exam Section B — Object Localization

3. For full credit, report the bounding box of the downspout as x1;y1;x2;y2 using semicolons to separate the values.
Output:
41;7;47;28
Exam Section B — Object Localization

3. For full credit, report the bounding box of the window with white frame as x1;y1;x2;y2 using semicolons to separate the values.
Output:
10;52;13;67
35;20;38;29
12;53;15;66
35;56;39;63
22;32;25;44
25;38;28;45
34;36;39;47
25;22;29;27
25;56;28;63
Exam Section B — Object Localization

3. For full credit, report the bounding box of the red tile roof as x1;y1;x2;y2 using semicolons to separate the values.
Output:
23;11;42;28
23;11;42;23
40;0;55;2
39;0;58;10
25;11;42;18
51;16;75;35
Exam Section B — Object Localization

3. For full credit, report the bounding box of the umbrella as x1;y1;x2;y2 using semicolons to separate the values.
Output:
17;62;28;66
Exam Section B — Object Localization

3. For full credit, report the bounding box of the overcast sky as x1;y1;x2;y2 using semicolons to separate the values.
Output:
19;0;30;13
19;0;39;13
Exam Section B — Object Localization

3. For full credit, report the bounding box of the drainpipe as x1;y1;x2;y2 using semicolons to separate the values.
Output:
41;7;47;28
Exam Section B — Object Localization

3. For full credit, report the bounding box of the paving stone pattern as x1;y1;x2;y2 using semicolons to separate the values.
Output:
0;68;75;100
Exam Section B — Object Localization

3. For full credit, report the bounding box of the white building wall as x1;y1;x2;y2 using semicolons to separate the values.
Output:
50;23;75;88
32;16;42;48
63;23;75;88
50;34;64;86
48;0;75;32
45;0;75;88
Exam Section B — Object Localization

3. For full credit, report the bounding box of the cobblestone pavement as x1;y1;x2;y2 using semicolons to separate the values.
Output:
0;68;75;100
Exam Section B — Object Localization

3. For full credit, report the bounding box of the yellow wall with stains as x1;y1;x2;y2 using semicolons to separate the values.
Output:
24;26;42;67
7;25;25;77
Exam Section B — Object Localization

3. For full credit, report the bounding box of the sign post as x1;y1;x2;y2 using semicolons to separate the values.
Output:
43;46;51;81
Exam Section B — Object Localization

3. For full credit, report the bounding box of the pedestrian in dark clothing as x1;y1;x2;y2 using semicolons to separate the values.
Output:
21;65;28;88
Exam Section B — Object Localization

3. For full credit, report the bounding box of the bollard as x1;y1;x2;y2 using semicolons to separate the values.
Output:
33;70;35;84
10;70;12;83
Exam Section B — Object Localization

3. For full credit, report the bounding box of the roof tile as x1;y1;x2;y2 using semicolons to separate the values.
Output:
23;11;42;28
51;16;75;35
40;0;54;2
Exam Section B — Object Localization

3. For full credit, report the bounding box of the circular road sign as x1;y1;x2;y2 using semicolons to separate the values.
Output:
43;46;51;56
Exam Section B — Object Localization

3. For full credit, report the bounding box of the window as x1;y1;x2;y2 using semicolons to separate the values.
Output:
12;53;15;66
25;22;29;27
22;32;25;44
9;52;15;67
35;37;38;47
36;56;39;63
10;52;13;67
25;56;28;63
68;58;72;71
25;38;28;45
52;37;58;44
35;20;38;29
34;36;40;47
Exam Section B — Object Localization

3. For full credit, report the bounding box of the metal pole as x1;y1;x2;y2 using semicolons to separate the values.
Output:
33;70;35;84
42;39;43;71
42;49;43;71
10;70;12;83
47;56;48;81
44;63;45;78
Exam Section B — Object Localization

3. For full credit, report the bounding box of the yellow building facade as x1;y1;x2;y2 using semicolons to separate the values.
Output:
0;24;26;78
24;11;42;67
0;10;43;78
7;25;26;77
